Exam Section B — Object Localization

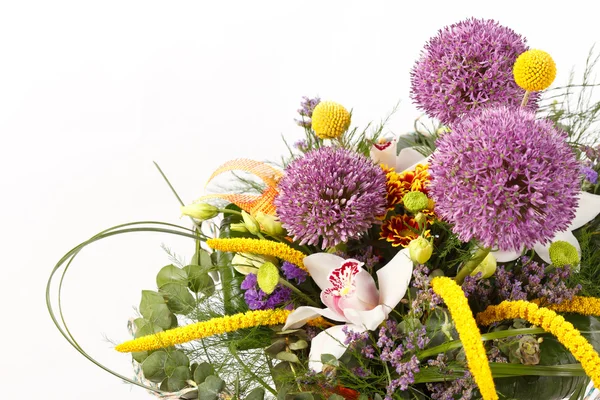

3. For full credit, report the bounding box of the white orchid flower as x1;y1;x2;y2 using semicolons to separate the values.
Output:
493;191;600;263
370;137;429;172
283;248;413;372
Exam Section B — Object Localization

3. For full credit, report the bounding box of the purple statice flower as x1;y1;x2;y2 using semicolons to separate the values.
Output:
427;371;475;400
538;266;581;304
462;272;493;309
495;266;527;301
429;106;580;251
275;146;387;248
335;245;382;272
411;18;537;124
581;165;598;184
240;273;293;310
281;261;307;284
293;139;309;152
410;264;441;316
352;366;371;378
295;96;321;127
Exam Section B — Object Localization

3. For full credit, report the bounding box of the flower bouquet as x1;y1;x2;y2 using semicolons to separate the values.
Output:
47;18;600;400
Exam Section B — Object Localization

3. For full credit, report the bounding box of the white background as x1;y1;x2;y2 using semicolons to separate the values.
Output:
1;1;599;399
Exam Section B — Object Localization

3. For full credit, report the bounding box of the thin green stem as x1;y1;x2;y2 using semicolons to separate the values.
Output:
278;278;320;307
228;344;277;396
455;246;491;284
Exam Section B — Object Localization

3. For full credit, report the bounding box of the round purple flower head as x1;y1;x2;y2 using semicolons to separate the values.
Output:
275;146;387;249
411;18;538;124
429;106;580;251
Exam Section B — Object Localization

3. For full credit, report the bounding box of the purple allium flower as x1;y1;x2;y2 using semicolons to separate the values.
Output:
275;146;387;248
281;261;307;284
411;18;537;124
581;165;598;184
429;106;580;251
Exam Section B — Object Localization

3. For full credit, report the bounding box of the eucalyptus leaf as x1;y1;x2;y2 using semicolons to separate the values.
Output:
183;264;215;296
156;264;188;288
160;282;195;314
245;387;266;400
288;340;308;351
193;362;215;384
197;375;225;400
164;349;189;376
166;365;191;392
264;339;287;357
139;290;173;330
320;354;339;367
191;248;213;268
141;351;168;383
276;351;300;363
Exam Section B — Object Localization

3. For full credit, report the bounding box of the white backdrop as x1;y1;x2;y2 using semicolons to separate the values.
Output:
1;1;599;399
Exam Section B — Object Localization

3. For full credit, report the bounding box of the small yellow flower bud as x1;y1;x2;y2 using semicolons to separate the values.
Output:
180;203;219;221
230;222;248;233
255;211;285;237
414;212;427;226
241;210;260;235
470;253;497;279
408;236;433;264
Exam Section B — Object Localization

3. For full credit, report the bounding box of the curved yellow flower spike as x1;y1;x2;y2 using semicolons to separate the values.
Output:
431;277;498;400
197;159;283;216
206;237;307;271
542;296;600;316
477;300;600;389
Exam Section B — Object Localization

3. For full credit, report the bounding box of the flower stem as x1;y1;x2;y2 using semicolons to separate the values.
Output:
278;278;320;307
521;90;531;107
454;246;491;284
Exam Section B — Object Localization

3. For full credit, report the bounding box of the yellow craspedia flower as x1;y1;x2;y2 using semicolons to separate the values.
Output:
513;49;556;91
311;101;351;139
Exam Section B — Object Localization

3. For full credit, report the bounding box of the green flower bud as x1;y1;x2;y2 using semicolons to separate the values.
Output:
230;222;248;233
257;262;280;295
241;210;260;235
255;211;285;237
232;253;277;275
470;253;497;279
180;203;219;221
408;236;433;264
549;240;580;269
513;335;541;365
414;212;427;226
402;191;430;214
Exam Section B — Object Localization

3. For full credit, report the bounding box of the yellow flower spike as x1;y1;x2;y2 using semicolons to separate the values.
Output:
431;277;498;400
476;300;600;388
116;309;291;353
538;296;600;316
206;238;308;271
311;101;351;139
513;49;557;92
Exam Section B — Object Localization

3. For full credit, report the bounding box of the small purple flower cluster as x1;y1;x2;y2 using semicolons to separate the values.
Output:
281;261;308;284
581;164;598;184
240;273;293;310
410;264;442;316
463;257;581;305
427;371;475;400
335;245;382;272
295;96;321;128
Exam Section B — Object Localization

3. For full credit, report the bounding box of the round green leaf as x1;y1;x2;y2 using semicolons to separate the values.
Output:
166;366;191;392
139;291;173;330
164;349;189;376
275;351;299;363
160;283;195;314
246;387;265;400
157;264;188;288
183;264;215;296
132;319;163;363
288;340;308;351
197;375;225;400
141;351;168;383
193;362;215;384
191;248;213;267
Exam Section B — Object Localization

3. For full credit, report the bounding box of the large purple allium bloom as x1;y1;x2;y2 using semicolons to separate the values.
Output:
429;106;580;251
275;146;387;248
411;18;537;124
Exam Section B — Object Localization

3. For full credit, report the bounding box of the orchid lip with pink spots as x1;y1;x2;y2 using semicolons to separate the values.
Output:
283;248;413;372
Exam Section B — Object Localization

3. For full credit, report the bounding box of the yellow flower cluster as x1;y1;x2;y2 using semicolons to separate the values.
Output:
513;49;556;92
311;101;351;139
116;309;291;353
544;296;600;316
431;277;498;400
476;300;600;388
206;238;307;271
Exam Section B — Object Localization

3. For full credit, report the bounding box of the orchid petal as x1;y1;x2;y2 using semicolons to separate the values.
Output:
370;139;397;169
343;305;387;331
304;253;345;290
354;268;379;307
396;147;427;172
491;248;523;263
403;153;434;173
283;306;347;331
568;191;600;231
338;292;374;313
308;325;356;373
533;231;581;265
376;248;413;314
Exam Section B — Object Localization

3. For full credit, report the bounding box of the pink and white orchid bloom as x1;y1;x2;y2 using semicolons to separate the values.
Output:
283;248;413;372
370;137;429;172
493;191;600;263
